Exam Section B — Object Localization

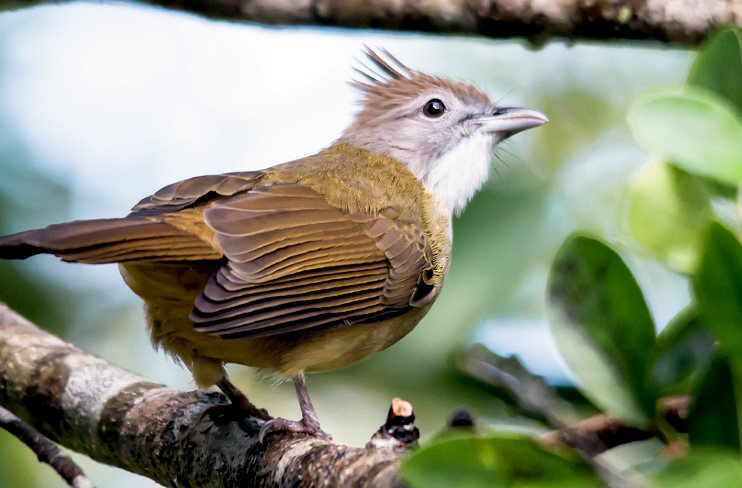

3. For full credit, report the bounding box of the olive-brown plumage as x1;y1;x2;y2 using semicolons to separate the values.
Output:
0;49;547;438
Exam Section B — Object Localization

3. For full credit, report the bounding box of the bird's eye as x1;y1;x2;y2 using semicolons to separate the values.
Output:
423;99;446;118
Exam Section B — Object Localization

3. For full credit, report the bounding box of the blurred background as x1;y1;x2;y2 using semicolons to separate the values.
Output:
0;3;693;486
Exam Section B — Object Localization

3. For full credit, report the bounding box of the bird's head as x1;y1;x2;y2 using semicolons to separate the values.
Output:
339;48;548;215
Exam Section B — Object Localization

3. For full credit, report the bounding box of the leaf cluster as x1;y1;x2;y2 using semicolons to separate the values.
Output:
402;27;742;487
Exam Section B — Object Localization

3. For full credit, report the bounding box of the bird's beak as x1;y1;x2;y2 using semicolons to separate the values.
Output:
479;107;549;135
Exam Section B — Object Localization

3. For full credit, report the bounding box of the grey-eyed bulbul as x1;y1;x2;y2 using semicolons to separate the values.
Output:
0;48;548;439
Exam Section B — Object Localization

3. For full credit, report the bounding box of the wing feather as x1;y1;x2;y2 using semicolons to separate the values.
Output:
198;269;386;312
190;183;433;337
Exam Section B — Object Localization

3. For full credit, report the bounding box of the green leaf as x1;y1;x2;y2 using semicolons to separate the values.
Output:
627;86;742;185
650;450;742;487
626;160;712;272
547;235;657;425
691;222;742;448
692;222;742;358
688;27;742;113
649;306;714;395
400;434;599;488
657;305;702;346
688;351;740;450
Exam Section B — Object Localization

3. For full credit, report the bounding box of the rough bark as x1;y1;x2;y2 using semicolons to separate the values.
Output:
0;303;405;488
2;0;738;46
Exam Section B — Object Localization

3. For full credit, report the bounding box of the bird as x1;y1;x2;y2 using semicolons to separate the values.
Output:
0;48;548;440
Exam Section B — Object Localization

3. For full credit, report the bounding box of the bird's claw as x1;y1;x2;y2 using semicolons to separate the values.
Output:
199;400;272;434
212;378;272;421
258;417;332;443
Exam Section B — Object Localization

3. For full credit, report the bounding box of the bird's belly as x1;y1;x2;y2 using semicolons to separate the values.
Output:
180;306;431;379
262;306;430;377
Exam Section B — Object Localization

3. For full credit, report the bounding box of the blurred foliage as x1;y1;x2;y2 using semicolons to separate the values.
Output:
626;161;712;271
402;434;600;488
649;305;714;396
404;26;742;487
548;235;657;426
687;352;738;450
628;87;742;186
648;450;742;487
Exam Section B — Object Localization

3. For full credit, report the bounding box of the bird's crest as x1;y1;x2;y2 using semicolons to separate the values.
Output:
352;47;412;88
352;47;491;108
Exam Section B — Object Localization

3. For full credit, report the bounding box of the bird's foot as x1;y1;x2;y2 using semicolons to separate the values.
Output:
199;401;271;427
258;416;332;443
199;377;272;427
257;373;332;442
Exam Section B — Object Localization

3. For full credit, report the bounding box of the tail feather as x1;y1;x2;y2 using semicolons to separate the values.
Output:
0;218;221;263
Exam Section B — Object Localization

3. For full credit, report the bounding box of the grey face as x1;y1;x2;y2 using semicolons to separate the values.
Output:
340;49;548;214
342;87;492;175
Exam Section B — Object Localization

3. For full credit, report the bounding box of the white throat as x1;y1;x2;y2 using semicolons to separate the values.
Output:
423;132;493;215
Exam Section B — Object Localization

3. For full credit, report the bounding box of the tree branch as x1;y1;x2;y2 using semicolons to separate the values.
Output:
459;345;692;457
540;395;690;455
0;303;407;488
2;0;738;46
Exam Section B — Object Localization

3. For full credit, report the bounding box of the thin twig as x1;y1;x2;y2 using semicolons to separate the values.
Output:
0;405;95;488
540;395;691;455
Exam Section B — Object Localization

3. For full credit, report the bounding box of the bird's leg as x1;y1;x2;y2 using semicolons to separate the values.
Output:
293;374;324;433
216;377;272;421
201;376;272;424
258;374;332;442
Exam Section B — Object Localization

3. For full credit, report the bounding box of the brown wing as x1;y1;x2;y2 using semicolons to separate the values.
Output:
129;171;264;215
190;183;432;339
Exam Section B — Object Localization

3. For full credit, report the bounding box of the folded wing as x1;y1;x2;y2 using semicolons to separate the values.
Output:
190;183;432;338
